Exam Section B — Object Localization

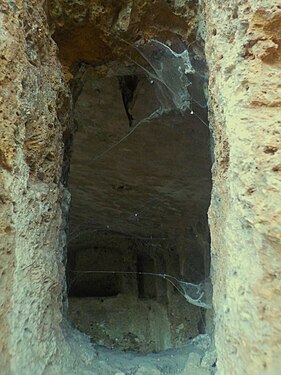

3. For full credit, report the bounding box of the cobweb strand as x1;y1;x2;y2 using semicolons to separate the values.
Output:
70;269;212;309
91;108;162;161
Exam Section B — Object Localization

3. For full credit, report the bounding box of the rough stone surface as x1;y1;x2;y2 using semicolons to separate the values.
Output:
0;1;214;374
46;0;199;70
205;1;281;374
69;295;174;352
68;232;203;353
0;0;71;373
2;0;280;374
184;352;212;375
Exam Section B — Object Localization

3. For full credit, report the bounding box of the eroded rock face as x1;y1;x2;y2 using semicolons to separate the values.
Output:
0;1;214;374
0;0;71;373
47;0;199;70
205;1;281;374
1;0;280;374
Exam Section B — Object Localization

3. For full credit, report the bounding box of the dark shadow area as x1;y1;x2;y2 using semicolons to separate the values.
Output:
66;47;212;352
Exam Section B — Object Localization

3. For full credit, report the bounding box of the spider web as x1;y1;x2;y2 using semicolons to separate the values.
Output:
91;38;209;161
70;270;212;309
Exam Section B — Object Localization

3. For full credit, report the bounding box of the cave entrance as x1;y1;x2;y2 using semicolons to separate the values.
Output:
66;47;212;353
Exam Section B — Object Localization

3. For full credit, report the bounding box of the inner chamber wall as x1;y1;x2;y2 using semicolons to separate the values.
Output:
66;59;212;352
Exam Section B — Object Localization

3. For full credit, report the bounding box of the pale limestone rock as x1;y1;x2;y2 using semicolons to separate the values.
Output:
183;352;211;375
1;1;280;375
205;1;281;374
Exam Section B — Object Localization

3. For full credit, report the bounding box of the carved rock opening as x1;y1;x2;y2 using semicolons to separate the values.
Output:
66;58;212;352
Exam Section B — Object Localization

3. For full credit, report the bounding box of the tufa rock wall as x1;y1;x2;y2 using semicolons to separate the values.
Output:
0;0;71;372
1;0;280;374
46;0;199;75
0;1;213;374
205;1;281;374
